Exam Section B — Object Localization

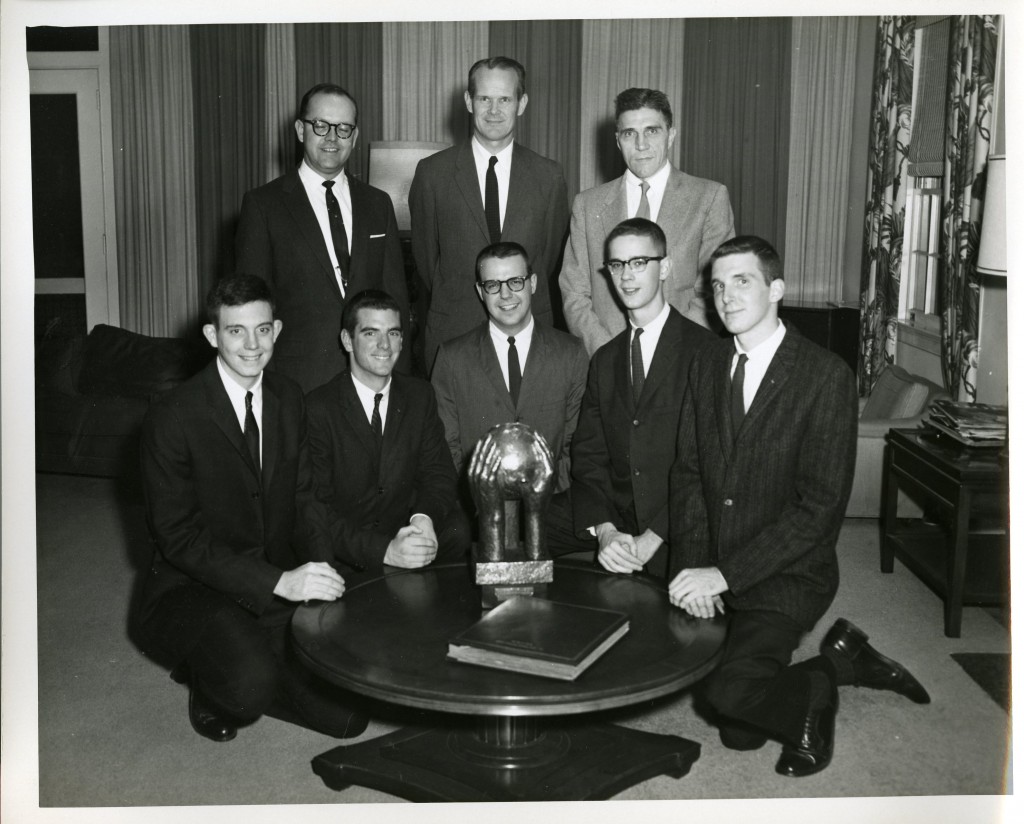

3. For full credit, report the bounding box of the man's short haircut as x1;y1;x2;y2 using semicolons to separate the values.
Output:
341;289;402;336
298;83;359;125
604;217;668;259
614;88;673;128
206;274;276;326
709;235;784;285
475;241;532;279
468;57;527;99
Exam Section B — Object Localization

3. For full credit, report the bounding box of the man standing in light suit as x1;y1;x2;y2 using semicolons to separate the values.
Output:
559;87;735;355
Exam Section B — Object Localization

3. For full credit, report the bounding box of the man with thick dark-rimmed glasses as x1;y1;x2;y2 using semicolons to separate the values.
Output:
235;82;411;393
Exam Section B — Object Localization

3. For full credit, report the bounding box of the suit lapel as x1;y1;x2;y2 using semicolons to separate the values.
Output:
282;170;343;302
347;174;366;277
713;343;736;457
202;363;260;480
455;143;491;242
742;326;796;431
638;311;681;409
598;177;628;244
502;144;530;240
338;374;378;460
478;326;516;414
260;377;280;489
517;322;547;411
380;376;405;470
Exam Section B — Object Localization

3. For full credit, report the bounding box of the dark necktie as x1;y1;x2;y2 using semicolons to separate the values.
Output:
323;180;350;291
631;327;645;406
636;180;651;220
507;336;522;407
731;353;748;439
244;390;261;475
371;393;384;445
485;155;501;245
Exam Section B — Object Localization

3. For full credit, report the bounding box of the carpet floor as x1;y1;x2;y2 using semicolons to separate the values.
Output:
7;472;1017;823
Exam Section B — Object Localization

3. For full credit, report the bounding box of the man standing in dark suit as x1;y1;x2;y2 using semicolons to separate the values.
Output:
409;57;569;371
306;290;470;575
668;236;930;778
432;242;589;531
235;83;410;392
138;274;367;743
556;218;713;571
559;88;735;355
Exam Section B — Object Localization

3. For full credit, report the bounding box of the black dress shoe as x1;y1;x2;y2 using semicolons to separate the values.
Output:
822;618;931;704
188;687;238;743
775;674;837;778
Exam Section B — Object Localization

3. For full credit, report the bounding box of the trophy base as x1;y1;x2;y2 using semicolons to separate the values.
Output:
473;544;553;609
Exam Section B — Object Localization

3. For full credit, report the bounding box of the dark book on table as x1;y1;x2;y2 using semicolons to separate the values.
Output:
447;596;630;681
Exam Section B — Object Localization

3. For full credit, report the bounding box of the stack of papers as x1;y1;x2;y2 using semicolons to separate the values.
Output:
927;399;1008;446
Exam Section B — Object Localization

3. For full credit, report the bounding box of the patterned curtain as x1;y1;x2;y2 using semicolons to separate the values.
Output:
858;17;915;395
939;15;999;402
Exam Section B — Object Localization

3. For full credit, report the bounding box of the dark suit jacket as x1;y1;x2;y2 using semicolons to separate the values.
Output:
668;326;858;630
138;361;330;635
409;141;569;369
431;320;589;492
570;307;713;541
306;371;460;573
559;166;735;355
235;169;411;392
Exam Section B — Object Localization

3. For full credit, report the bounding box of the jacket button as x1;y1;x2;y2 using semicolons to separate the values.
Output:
378;487;385;495
633;419;640;426
724;498;734;506
633;469;641;477
251;492;260;500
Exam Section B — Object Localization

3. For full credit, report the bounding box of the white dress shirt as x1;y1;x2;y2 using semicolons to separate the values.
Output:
215;358;264;458
298;159;352;296
731;320;788;413
488;316;535;391
471;137;514;229
623;161;672;222
628;301;671;382
350;373;392;428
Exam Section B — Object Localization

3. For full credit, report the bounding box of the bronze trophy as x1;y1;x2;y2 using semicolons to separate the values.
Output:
468;423;555;608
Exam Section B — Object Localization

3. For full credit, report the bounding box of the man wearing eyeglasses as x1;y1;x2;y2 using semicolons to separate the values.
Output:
236;83;411;393
559;87;735;356
432;243;588;523
557;218;713;573
410;57;569;373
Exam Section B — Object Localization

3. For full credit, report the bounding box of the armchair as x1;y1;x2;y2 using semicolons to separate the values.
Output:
845;365;949;518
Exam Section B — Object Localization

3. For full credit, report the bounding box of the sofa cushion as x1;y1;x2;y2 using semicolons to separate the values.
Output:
77;324;204;400
860;365;932;421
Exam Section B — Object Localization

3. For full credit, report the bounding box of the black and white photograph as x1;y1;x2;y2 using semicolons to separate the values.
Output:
1;1;1018;823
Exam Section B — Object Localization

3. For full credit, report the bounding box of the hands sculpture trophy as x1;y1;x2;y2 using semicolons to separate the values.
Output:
468;423;555;608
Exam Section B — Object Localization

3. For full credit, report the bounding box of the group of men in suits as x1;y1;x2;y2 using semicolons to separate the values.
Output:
137;59;930;780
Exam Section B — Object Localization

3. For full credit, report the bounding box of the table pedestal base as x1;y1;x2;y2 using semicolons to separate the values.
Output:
312;716;701;801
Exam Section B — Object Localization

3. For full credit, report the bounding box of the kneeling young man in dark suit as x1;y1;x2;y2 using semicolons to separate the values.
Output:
554;217;714;572
668;236;930;777
138;274;367;743
307;290;470;575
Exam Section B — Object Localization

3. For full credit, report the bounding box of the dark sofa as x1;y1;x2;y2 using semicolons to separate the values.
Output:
35;324;211;478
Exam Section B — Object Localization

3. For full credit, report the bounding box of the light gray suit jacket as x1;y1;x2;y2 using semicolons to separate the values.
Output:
431;320;589;492
558;166;735;355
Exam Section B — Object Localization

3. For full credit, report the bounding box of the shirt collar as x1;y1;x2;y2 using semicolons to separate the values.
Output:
472;136;515;166
215;357;263;410
350;372;391;403
488;314;535;348
298;158;346;188
624;160;672;188
735;318;787;361
629;300;671;337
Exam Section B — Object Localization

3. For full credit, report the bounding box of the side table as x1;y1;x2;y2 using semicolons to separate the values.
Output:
882;427;1009;637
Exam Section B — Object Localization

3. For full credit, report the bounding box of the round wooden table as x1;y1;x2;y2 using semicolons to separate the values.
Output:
292;560;726;801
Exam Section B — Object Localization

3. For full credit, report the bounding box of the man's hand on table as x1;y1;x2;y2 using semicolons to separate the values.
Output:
668;566;727;619
275;561;346;602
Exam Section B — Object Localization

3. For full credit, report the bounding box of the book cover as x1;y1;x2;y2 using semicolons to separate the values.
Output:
447;596;630;681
